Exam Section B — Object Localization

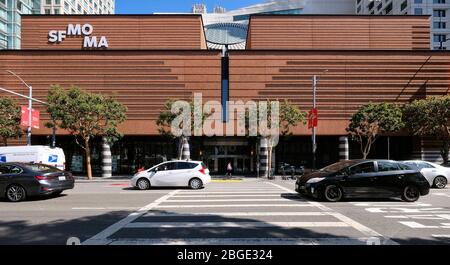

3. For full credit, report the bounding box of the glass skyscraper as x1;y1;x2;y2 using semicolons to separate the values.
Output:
0;0;38;49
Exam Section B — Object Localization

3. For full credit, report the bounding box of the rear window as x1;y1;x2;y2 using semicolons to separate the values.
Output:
378;161;400;172
176;162;198;170
399;163;415;170
25;164;62;173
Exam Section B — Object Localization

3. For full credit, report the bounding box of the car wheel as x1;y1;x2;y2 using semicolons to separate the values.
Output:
402;185;420;202
433;176;447;189
6;184;27;202
136;178;150;190
323;185;343;202
189;178;203;190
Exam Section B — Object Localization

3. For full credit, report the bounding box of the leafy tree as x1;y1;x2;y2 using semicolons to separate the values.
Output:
0;97;22;146
156;98;211;159
46;86;127;180
246;99;307;178
347;102;404;159
403;96;450;164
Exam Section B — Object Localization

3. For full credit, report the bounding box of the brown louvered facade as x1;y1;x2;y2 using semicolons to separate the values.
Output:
21;15;207;50
0;50;222;136
229;50;450;135
246;15;431;50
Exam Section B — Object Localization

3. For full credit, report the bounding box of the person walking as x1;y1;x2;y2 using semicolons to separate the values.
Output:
226;162;233;178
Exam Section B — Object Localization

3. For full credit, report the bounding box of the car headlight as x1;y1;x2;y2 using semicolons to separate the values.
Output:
306;177;326;184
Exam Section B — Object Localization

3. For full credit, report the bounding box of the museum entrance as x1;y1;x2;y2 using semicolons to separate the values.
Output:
202;138;256;175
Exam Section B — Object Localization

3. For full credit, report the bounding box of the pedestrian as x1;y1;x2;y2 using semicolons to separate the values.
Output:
226;162;233;178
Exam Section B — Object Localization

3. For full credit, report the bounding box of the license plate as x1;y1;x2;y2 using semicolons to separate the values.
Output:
58;176;66;181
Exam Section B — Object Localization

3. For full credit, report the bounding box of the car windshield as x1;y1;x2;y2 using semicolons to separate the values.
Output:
320;161;358;172
25;164;62;173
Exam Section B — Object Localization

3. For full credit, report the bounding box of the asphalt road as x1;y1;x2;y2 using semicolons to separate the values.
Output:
0;179;449;245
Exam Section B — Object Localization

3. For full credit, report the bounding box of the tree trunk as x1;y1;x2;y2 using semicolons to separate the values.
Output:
85;138;93;180
178;136;183;160
267;138;273;179
441;139;449;164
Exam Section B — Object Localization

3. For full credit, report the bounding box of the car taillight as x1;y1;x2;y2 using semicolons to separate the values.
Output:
199;167;206;175
35;175;49;181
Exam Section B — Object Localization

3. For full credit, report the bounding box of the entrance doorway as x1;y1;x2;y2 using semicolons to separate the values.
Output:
202;138;255;175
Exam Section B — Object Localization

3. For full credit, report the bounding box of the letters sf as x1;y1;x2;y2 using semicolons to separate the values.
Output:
48;24;109;48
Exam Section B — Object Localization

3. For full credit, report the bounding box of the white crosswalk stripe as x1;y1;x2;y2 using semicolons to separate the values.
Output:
83;181;396;245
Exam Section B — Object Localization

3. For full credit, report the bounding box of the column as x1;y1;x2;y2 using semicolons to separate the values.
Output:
181;137;190;160
339;136;349;161
101;137;112;178
259;138;269;177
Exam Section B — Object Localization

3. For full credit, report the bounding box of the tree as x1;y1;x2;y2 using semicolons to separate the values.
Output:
156;98;210;159
403;96;450;164
46;86;127;180
246;99;307;178
347;102;404;159
0;97;22;146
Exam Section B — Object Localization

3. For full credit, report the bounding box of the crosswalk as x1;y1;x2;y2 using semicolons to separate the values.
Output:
83;180;395;245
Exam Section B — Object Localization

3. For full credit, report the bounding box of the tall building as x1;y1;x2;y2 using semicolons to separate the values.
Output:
356;0;450;50
0;0;39;49
164;0;355;50
196;0;355;25
40;0;114;15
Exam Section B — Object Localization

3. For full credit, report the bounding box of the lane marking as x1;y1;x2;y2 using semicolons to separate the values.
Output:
164;198;303;202
399;221;439;229
176;191;283;194
72;207;140;210
264;182;397;244
432;234;450;238
143;212;329;217
352;203;432;207
155;204;315;208
171;194;297;198
82;189;179;245
107;237;390;245
124;221;351;228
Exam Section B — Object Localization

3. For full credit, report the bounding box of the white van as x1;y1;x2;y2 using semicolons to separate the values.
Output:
0;146;66;170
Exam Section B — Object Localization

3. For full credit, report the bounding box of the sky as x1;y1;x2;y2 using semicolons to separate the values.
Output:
116;0;266;14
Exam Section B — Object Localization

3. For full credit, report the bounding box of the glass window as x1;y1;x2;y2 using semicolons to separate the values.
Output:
399;163;415;170
349;162;376;174
0;165;23;174
418;162;435;169
415;8;423;15
414;0;423;3
176;162;197;170
25;164;61;173
156;162;176;171
377;161;400;172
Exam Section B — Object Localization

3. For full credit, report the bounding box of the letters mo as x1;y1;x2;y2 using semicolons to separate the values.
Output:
48;24;109;48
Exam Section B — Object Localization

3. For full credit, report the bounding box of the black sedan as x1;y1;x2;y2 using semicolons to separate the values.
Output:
0;163;74;202
295;160;430;202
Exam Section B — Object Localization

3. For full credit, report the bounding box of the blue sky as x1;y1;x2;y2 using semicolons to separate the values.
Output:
116;0;265;14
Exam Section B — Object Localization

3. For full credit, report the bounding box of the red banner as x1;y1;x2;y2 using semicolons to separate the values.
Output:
308;108;318;129
21;106;40;129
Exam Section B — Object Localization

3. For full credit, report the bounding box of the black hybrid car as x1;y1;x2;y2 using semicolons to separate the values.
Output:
295;160;430;202
0;163;74;202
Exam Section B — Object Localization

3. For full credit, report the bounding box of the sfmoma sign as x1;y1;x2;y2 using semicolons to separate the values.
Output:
48;24;109;48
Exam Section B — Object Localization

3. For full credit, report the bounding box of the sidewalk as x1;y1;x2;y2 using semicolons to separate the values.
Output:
74;175;252;183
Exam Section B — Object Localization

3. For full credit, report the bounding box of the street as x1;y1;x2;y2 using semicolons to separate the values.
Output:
1;179;450;245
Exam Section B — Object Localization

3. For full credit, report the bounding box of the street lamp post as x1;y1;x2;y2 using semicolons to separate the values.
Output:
5;70;33;146
311;70;328;171
312;75;317;171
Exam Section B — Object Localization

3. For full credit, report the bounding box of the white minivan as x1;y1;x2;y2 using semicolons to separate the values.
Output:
0;146;66;170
